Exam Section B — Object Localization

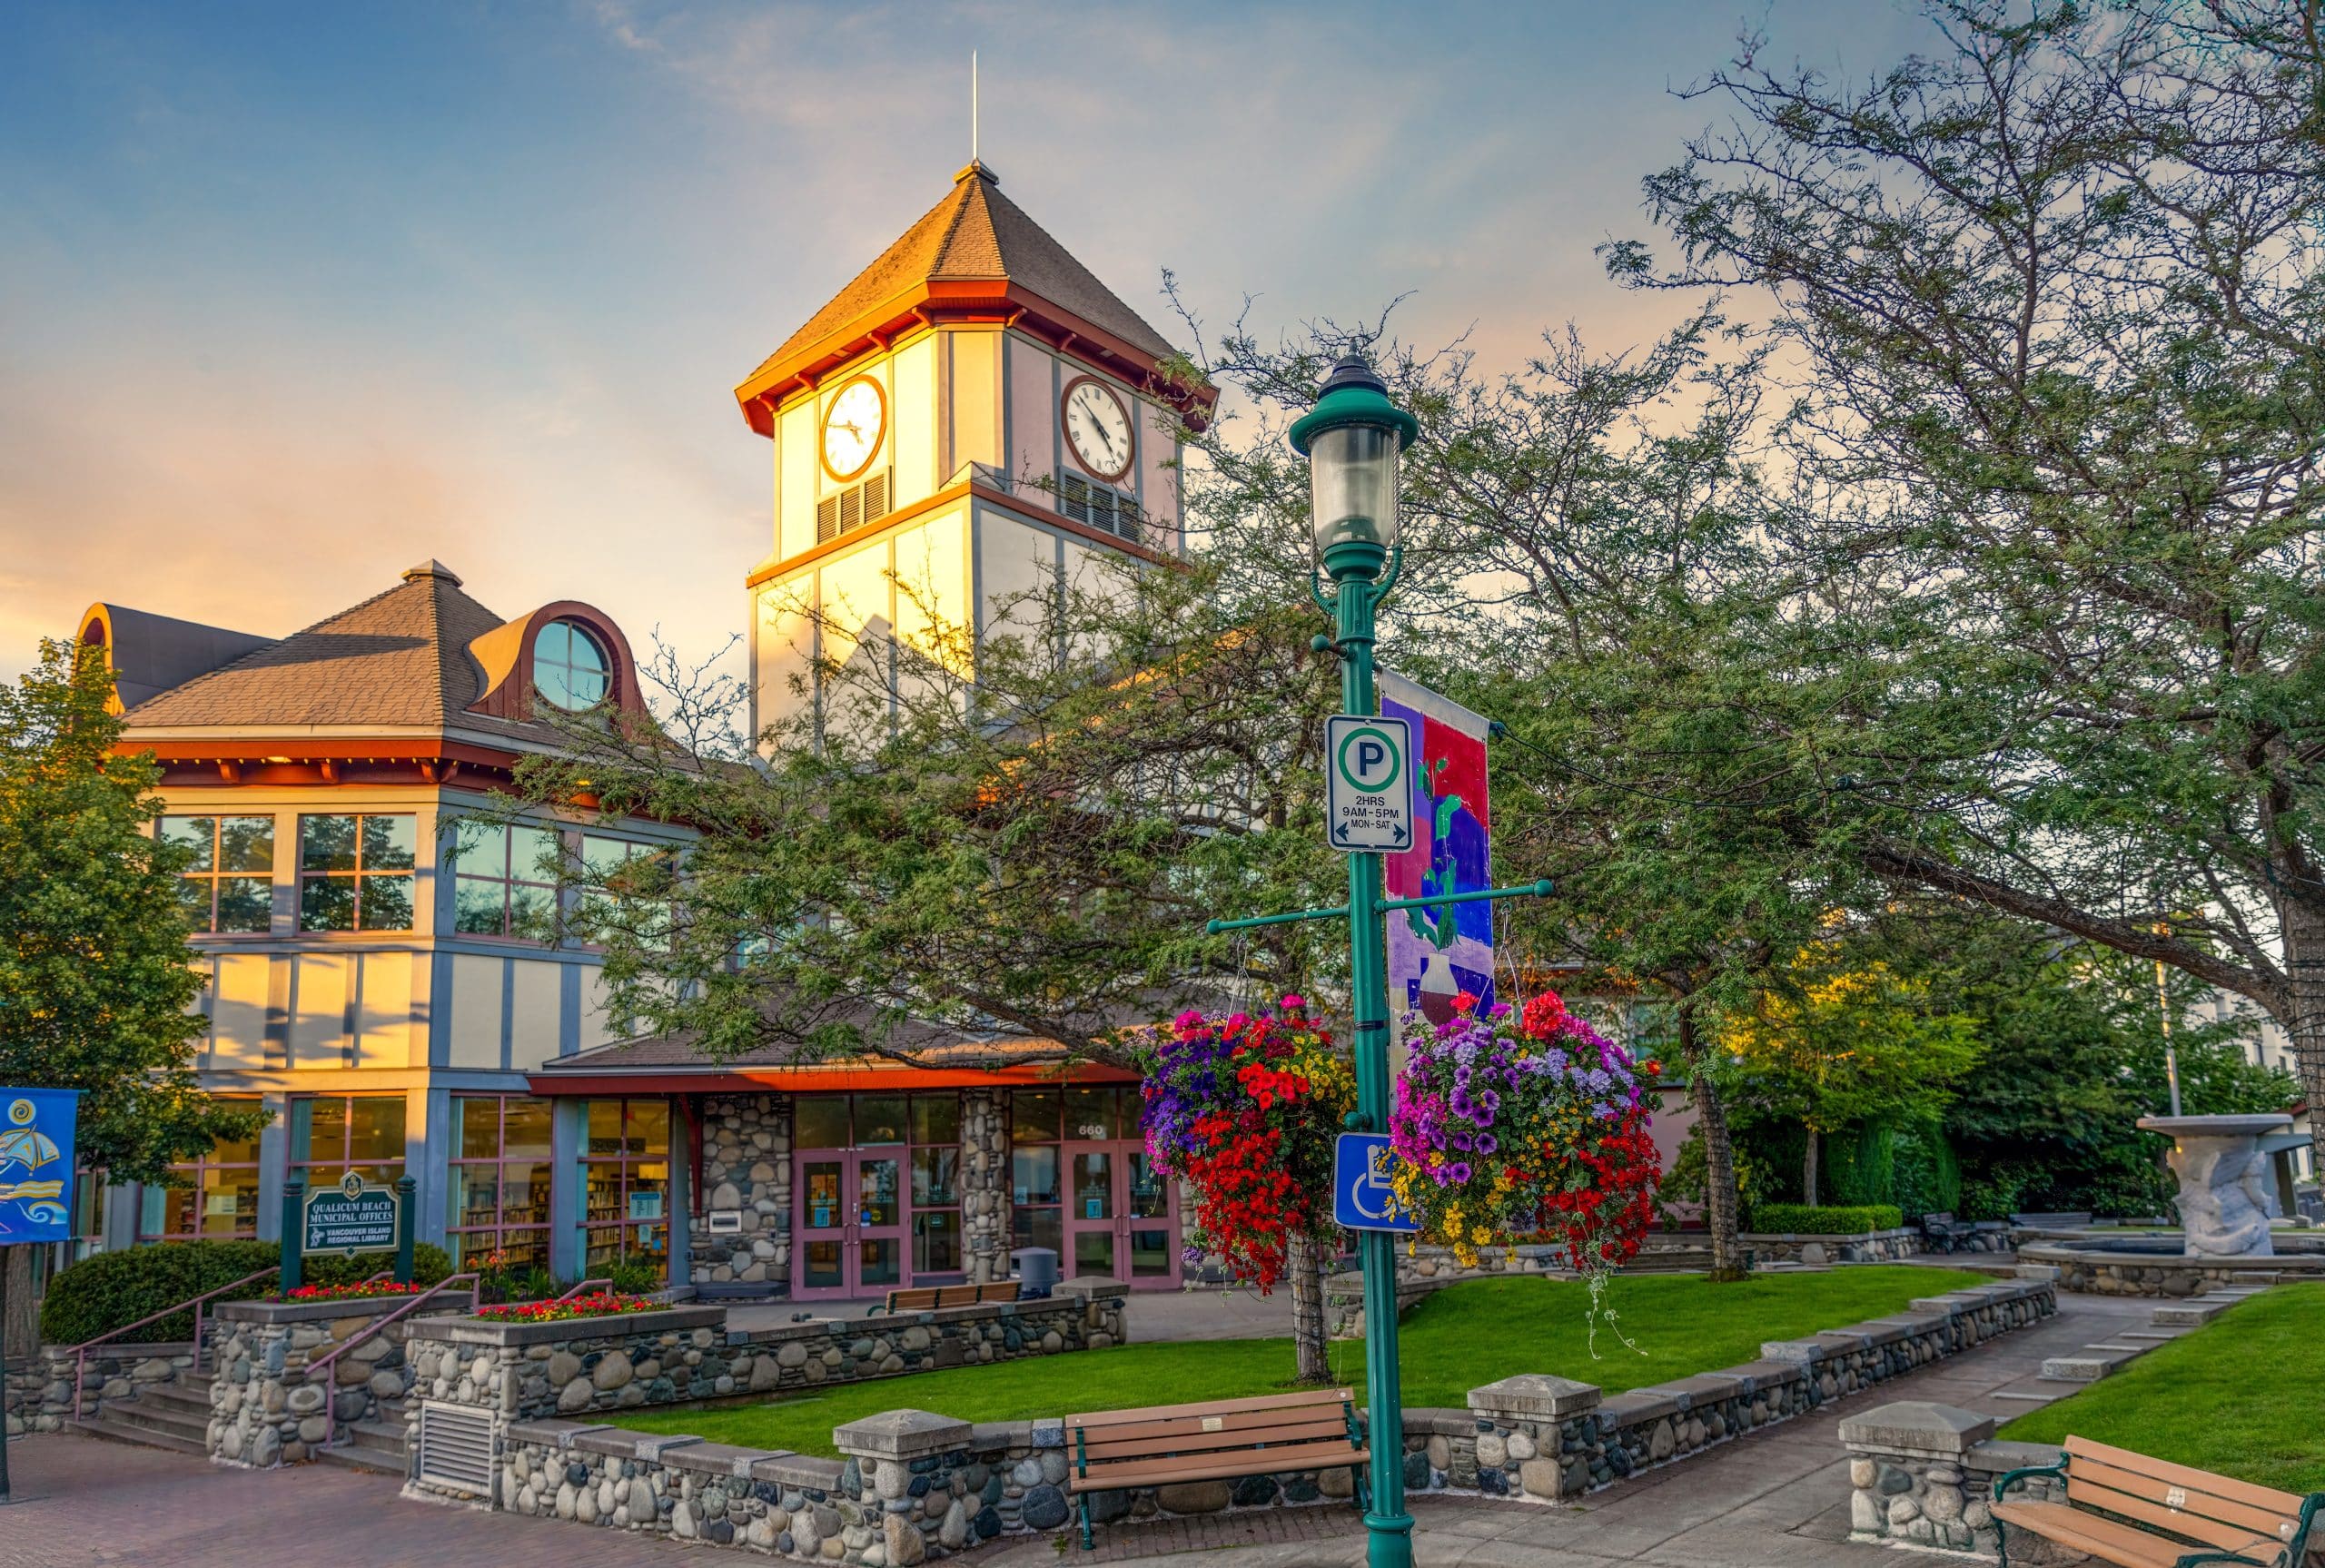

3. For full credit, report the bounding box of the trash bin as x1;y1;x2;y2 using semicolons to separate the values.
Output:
1010;1246;1058;1299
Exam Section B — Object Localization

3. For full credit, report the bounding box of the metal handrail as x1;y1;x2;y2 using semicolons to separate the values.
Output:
555;1277;612;1299
67;1265;279;1419
303;1272;477;1450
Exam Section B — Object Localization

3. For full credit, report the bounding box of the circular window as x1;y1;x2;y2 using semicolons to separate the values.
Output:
532;619;611;711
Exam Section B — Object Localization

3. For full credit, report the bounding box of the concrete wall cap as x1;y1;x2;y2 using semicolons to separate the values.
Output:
1466;1374;1603;1418
507;1418;604;1447
1760;1339;1826;1364
1967;1438;2070;1475
749;1452;844;1489
1598;1389;1683;1427
1054;1278;1132;1301
833;1407;975;1459
660;1440;772;1475
1718;1359;1809;1389
1837;1401;1995;1456
970;1420;1033;1451
572;1427;653;1459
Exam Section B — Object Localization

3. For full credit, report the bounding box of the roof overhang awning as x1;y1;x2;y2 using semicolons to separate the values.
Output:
526;1060;1141;1097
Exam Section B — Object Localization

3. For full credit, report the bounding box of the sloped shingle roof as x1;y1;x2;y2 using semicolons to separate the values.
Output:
119;562;562;747
743;163;1180;390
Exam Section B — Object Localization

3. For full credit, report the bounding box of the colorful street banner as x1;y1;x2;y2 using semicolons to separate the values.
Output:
1379;673;1494;1024
0;1088;80;1243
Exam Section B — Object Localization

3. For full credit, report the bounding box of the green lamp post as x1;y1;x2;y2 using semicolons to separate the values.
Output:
1291;353;1421;1568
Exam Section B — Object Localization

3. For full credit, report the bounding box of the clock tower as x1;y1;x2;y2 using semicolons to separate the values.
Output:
734;161;1216;741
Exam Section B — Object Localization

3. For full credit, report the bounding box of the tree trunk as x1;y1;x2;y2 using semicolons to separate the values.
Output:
2282;900;2325;1191
1;1247;34;1362
1288;1230;1331;1383
1680;1005;1746;1282
1802;1129;1820;1207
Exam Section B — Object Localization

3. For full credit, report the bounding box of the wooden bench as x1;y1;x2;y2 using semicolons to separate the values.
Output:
1994;1436;2322;1568
1064;1388;1366;1550
868;1280;1021;1316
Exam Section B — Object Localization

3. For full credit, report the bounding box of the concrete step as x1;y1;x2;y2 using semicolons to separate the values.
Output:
2119;1329;2186;1342
2152;1299;2231;1326
134;1381;213;1415
347;1419;408;1456
2040;1345;2142;1382
315;1443;407;1477
104;1400;212;1443
72;1415;206;1456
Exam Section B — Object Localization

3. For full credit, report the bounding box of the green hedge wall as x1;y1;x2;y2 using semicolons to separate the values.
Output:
39;1239;452;1346
1746;1203;1905;1236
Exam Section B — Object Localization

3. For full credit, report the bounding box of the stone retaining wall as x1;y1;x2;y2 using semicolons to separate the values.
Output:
426;1276;2053;1561
3;1341;194;1437
1744;1227;1925;1265
1420;1277;2055;1501
208;1294;470;1468
401;1281;1126;1436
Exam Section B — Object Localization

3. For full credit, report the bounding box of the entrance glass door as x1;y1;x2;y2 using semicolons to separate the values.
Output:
1123;1152;1177;1280
1064;1150;1115;1278
794;1150;909;1298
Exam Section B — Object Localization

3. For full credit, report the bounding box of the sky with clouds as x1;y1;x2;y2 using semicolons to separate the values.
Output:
0;1;1942;684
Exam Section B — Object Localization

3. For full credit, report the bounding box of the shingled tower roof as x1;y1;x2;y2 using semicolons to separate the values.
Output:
734;163;1205;434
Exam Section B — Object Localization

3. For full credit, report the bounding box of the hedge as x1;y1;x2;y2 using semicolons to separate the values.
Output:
1746;1203;1905;1236
39;1239;452;1346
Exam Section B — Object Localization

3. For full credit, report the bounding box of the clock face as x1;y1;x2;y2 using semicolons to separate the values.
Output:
1063;377;1134;482
821;377;886;482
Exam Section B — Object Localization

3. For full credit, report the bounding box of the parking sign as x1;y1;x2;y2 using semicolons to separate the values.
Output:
1325;714;1412;852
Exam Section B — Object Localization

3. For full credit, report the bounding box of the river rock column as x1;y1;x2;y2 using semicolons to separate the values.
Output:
695;1092;793;1286
961;1090;1009;1283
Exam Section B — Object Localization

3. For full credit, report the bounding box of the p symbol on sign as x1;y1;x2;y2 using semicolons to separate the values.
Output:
1358;739;1386;775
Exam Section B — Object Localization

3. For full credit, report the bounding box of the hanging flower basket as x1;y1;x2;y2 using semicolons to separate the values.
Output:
1133;997;1356;1293
1389;990;1662;1285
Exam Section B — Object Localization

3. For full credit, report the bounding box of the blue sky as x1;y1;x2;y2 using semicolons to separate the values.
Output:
0;1;1939;681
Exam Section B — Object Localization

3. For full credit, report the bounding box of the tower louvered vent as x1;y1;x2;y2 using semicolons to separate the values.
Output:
416;1401;496;1494
1061;475;1142;545
816;470;893;545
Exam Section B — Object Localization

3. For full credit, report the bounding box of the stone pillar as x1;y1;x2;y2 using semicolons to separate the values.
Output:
832;1408;977;1567
694;1092;790;1287
961;1089;1008;1283
1839;1401;2074;1560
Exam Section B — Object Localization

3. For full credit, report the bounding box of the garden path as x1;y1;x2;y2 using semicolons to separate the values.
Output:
0;1285;2142;1568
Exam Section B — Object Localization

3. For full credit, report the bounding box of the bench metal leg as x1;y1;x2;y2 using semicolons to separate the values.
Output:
1352;1464;1369;1513
1078;1492;1094;1552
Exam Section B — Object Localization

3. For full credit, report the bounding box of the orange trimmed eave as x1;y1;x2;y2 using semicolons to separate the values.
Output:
526;1060;1141;1097
734;279;1218;439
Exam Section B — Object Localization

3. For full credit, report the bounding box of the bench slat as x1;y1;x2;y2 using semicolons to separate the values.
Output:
1993;1503;2190;1568
2069;1459;2302;1547
1080;1414;1352;1461
2065;1436;2305;1517
1070;1438;1366;1494
1068;1390;1354;1431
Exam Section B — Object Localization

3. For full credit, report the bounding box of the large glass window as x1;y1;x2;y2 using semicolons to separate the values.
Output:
298;814;417;932
290;1094;407;1188
581;1098;669;1281
579;834;673;949
450;821;561;940
162;815;274;933
138;1113;263;1239
448;1095;553;1269
1009;1089;1064;1257
790;1094;965;1284
533;620;611;711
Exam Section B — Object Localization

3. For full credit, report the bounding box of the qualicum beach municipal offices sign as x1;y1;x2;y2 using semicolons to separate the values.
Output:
304;1172;398;1254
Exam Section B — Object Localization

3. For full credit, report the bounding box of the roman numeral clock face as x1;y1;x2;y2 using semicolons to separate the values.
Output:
821;377;885;482
1063;377;1133;482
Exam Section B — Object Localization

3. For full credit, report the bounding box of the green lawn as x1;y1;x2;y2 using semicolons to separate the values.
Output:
2000;1283;2325;1493
616;1265;1988;1457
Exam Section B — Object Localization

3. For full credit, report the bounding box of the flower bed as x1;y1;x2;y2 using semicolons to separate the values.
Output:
1389;991;1661;1284
276;1280;424;1303
472;1291;661;1323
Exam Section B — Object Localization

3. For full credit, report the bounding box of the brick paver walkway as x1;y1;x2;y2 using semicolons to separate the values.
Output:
0;1287;2141;1568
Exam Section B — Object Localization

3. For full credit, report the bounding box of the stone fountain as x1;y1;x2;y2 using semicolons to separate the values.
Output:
2136;1113;2293;1257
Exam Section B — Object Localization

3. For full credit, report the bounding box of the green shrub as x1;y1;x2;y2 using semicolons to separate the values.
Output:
603;1254;667;1297
1892;1125;1964;1218
1747;1203;1905;1235
1825;1124;1897;1208
40;1239;452;1346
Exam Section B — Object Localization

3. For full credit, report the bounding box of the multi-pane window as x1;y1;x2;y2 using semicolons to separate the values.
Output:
138;1115;263;1239
450;821;561;940
290;1094;407;1188
298;814;417;932
162;815;274;933
580;1099;669;1281
448;1095;553;1269
579;834;673;948
533;620;611;711
908;1095;963;1274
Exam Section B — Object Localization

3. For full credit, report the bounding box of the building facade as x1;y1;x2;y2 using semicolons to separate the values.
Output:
71;160;1212;1297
